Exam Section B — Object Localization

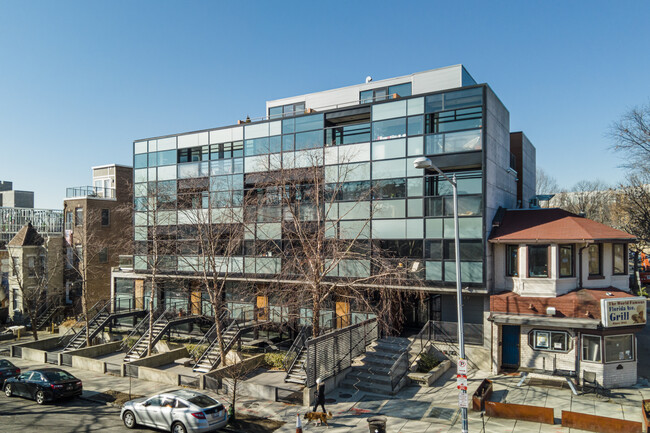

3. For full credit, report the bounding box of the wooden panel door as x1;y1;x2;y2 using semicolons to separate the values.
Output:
191;291;201;316
336;301;350;328
134;280;144;310
257;296;268;321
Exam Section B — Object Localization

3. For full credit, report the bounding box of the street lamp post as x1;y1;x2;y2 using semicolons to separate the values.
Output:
413;157;468;433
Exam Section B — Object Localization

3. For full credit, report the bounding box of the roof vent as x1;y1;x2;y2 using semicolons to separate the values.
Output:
365;76;372;83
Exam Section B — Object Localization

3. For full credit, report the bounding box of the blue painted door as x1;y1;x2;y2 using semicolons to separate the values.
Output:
501;325;520;367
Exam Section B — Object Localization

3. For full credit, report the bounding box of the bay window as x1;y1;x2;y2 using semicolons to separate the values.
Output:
613;244;627;275
528;245;549;278
581;335;601;362
604;334;634;363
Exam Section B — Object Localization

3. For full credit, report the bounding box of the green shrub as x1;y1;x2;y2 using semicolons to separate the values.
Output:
185;343;208;359
264;352;287;370
417;353;441;373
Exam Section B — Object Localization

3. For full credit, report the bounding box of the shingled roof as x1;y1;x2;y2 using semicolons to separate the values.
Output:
489;208;636;243
7;223;44;247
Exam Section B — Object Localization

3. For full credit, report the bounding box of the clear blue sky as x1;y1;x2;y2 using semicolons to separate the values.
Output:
1;1;647;209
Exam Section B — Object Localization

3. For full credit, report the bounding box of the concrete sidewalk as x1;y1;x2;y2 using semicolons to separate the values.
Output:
3;334;649;433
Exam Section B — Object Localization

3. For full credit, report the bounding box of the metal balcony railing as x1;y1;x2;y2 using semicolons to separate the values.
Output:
66;186;116;199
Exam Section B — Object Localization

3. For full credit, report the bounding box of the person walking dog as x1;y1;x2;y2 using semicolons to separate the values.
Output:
312;377;326;413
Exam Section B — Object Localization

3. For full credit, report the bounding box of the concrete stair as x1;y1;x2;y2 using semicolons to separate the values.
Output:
192;323;241;373
284;349;307;384
64;311;111;351
340;336;411;396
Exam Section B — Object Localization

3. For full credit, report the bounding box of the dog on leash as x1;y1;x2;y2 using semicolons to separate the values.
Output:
303;411;333;427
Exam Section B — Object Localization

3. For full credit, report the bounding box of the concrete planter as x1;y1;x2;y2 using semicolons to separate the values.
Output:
407;359;451;387
472;378;493;412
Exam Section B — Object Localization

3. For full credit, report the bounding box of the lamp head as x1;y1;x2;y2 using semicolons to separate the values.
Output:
413;157;432;170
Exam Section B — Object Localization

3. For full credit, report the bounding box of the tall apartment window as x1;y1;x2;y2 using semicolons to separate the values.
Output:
604;334;634;363
582;335;602;363
613;244;627;275
528;245;549;278
98;247;108;264
101;209;110;227
559;244;574;277
12;289;19;311
75;208;84;226
27;256;35;277
506;245;518;277
588;244;601;276
65;211;73;229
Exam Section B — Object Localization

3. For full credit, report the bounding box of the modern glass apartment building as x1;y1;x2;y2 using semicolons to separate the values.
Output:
113;65;536;366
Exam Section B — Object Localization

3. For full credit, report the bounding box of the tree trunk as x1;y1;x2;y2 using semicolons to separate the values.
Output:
147;277;156;357
312;292;320;338
29;308;38;341
81;279;89;347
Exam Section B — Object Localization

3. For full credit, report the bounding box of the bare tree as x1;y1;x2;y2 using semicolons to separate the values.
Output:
177;175;249;367
137;181;178;356
550;180;614;225
614;173;650;249
7;226;64;340
249;149;407;338
609;101;650;173
536;167;559;196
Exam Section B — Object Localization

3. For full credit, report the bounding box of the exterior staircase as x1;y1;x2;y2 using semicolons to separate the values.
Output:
62;305;112;351
340;336;411;396
34;304;64;331
123;305;197;362
284;348;307;384
192;319;249;373
282;325;310;385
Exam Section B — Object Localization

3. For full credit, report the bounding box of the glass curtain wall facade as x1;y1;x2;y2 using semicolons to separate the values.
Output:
132;85;486;287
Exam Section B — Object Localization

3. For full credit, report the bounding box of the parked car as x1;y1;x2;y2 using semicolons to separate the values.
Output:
4;368;82;404
121;389;228;433
0;359;20;386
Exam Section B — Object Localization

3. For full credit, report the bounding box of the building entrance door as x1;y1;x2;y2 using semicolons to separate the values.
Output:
256;296;268;321
501;325;520;368
335;300;350;328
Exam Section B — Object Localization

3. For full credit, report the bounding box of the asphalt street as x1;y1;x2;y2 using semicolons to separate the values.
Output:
0;392;131;433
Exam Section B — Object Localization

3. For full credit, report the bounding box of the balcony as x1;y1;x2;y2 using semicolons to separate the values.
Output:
66;186;116;199
118;255;133;270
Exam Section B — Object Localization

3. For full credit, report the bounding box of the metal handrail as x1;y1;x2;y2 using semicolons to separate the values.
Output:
321;318;378;387
189;309;229;362
57;299;107;347
120;305;164;352
388;320;435;391
124;302;184;359
195;317;238;368
282;325;309;373
62;298;112;351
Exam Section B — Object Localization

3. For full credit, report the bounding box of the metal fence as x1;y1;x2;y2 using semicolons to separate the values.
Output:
179;374;200;389
60;353;72;367
11;346;22;358
124;364;139;378
276;387;302;405
431;321;484;346
304;318;378;388
105;362;122;376
204;375;226;395
46;352;59;365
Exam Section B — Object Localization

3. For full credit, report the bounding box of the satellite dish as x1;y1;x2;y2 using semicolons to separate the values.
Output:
365;76;372;83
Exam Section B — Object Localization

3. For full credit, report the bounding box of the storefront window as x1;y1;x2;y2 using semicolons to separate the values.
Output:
604;334;634;363
582;335;601;363
528;245;549;278
531;330;568;351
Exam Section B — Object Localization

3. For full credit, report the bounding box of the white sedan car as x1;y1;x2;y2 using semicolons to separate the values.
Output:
121;389;228;433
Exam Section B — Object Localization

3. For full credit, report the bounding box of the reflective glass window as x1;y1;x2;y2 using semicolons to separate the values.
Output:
294;114;323;133
559;244;574;277
588;244;601;275
372;138;406;160
407;116;424;136
372;100;407;121
373;118;406;141
613;244;626;275
157;150;176;166
604;335;634;362
373;178;406;199
506;245;518;276
295;130;323;150
134;154;148;169
528;245;549;278
388;83;412;97
372;159;405;180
